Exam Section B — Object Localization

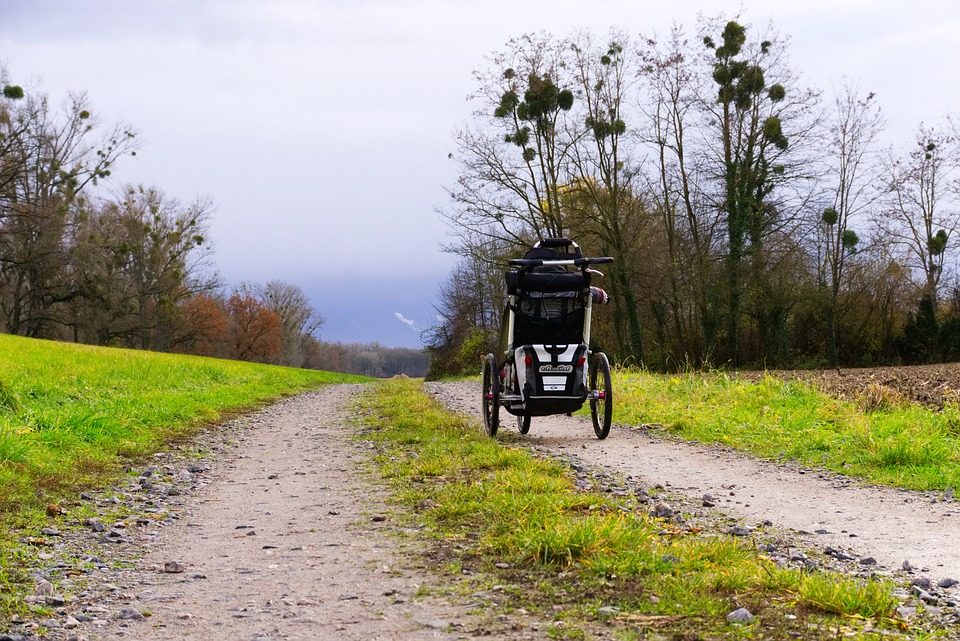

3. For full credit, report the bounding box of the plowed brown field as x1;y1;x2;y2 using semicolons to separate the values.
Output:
741;363;960;409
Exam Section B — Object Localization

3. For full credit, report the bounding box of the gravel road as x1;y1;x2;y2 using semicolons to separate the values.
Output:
428;381;960;582
12;385;544;641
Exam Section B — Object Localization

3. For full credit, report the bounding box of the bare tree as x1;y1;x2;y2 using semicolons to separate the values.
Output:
425;241;507;377
819;83;883;363
70;185;215;349
0;91;136;337
446;33;579;247
567;31;647;362
876;124;960;313
637;25;724;365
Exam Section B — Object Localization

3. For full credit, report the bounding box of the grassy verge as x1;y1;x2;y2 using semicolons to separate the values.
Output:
360;378;913;640
612;370;960;492
0;335;370;517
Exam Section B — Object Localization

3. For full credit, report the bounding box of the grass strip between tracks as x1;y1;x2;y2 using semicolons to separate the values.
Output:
360;378;915;640
613;370;960;492
0;334;369;620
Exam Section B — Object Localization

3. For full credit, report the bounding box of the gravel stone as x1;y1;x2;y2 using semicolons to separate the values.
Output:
163;560;185;574
913;587;938;604
652;502;675;518
726;607;754;624
33;579;54;596
825;547;855;561
117;607;145;621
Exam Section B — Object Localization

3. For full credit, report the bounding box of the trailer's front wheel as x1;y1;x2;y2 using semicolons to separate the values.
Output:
590;352;612;439
482;353;500;437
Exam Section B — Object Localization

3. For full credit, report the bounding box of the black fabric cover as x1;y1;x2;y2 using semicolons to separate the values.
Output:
521;247;582;262
512;294;586;346
506;270;587;295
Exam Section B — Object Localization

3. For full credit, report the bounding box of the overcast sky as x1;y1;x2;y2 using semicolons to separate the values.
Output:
1;1;958;348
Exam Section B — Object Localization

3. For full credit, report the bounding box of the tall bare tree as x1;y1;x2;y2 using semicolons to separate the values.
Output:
446;33;578;247
638;26;724;365
701;19;817;363
819;84;883;363
68;185;215;349
567;32;646;362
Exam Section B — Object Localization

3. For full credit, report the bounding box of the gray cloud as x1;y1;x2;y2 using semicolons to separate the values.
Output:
2;0;958;346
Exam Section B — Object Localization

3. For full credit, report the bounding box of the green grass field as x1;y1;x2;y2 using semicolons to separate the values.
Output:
0;334;369;518
612;370;960;492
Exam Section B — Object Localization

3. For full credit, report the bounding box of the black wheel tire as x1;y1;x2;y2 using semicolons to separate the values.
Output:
589;352;612;439
481;353;500;436
517;413;531;435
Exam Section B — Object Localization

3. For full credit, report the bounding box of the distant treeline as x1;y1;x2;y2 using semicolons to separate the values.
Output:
0;68;427;376
310;342;429;378
429;17;960;376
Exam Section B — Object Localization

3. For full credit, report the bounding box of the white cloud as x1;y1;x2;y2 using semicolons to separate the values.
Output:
394;312;418;332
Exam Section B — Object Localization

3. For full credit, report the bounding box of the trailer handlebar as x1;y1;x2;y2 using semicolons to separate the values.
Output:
508;256;614;268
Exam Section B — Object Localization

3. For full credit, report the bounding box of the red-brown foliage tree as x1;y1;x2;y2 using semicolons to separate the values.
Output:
226;293;282;363
176;294;229;357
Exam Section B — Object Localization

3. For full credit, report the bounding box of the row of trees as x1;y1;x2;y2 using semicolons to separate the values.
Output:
0;67;425;375
0;68;428;375
429;18;960;375
309;342;429;378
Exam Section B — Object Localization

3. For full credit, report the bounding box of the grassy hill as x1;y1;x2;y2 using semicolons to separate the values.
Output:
0;334;369;519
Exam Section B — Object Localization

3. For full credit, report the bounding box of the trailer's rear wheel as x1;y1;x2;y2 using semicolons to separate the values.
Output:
517;413;531;434
481;353;500;436
590;352;612;439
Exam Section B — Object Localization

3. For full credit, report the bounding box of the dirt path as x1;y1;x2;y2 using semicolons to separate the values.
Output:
53;385;510;641
13;379;960;641
429;381;960;582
